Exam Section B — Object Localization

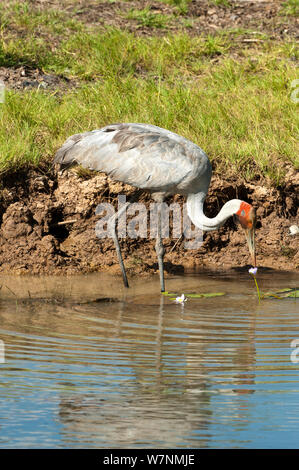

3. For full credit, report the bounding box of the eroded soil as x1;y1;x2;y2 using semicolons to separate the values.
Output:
0;167;298;277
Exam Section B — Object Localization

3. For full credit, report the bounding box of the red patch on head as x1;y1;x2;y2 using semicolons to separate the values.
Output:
236;202;253;229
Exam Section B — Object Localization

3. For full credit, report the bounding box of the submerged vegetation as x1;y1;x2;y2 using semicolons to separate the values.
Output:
0;0;298;184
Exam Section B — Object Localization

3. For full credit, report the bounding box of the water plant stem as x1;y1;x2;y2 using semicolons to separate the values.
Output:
252;275;261;304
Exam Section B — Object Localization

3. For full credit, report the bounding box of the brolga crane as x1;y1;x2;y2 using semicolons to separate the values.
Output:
54;123;256;292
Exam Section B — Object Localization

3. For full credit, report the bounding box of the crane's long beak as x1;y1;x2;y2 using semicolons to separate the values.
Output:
237;205;257;267
244;225;256;267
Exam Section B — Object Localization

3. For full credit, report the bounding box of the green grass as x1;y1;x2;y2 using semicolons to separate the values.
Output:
280;0;299;17
0;2;297;185
0;41;297;183
209;0;232;7
157;0;191;15
0;1;83;36
0;29;232;79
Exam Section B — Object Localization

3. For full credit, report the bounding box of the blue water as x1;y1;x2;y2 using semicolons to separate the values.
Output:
0;272;298;448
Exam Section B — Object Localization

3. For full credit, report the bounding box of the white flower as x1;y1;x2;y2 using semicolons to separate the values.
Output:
289;225;299;236
249;267;258;275
175;294;187;304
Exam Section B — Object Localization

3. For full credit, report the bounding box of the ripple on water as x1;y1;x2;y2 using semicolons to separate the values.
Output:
0;272;298;448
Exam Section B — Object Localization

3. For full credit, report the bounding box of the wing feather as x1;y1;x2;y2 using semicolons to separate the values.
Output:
54;123;210;194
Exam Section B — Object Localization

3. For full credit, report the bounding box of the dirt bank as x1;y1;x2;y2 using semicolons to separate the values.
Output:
30;0;299;39
0;166;298;277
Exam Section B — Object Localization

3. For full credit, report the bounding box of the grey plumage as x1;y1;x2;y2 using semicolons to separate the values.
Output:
54;123;212;196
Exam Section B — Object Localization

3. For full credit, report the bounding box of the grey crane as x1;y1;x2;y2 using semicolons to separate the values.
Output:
54;123;256;292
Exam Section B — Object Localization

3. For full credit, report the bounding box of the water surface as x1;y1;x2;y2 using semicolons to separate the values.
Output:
0;270;298;448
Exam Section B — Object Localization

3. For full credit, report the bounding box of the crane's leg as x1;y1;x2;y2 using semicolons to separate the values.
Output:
107;201;130;288
155;200;165;293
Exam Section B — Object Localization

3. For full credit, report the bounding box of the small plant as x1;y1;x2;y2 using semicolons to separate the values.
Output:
202;35;228;57
263;288;298;299
172;0;190;16
280;0;299;17
249;267;261;304
281;245;297;258
209;0;232;7
158;0;191;16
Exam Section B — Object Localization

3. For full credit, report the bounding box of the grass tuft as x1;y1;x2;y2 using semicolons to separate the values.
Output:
126;7;172;28
280;0;299;17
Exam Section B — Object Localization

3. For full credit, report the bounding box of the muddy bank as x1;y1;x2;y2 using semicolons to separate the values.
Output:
0;166;298;277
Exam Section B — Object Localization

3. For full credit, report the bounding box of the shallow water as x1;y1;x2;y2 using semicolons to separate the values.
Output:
0;270;298;449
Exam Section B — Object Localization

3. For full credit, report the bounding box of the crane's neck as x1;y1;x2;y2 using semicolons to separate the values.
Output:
187;192;242;232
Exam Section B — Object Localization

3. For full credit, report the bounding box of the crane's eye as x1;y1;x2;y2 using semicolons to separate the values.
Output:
241;210;245;216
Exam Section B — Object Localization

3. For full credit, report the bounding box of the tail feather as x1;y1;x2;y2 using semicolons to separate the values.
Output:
54;133;88;169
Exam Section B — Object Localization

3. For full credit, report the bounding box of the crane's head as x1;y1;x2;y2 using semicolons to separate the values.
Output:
235;202;256;266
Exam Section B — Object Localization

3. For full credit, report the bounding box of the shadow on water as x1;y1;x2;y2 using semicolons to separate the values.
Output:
0;271;298;448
